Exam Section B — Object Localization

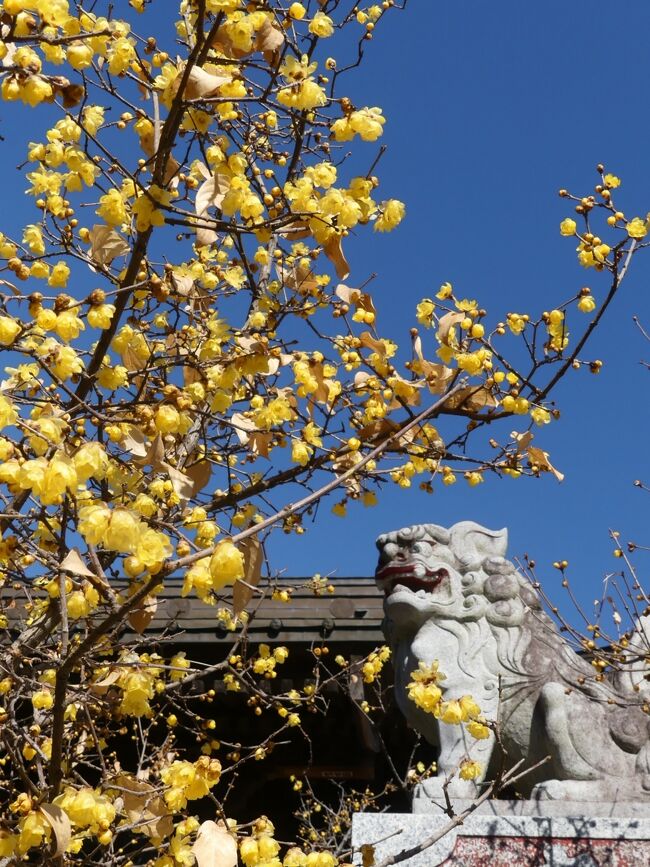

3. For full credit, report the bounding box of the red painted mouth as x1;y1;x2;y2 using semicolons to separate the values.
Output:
375;562;449;595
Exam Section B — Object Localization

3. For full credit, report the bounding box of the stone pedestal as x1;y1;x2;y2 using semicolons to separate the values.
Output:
352;803;650;867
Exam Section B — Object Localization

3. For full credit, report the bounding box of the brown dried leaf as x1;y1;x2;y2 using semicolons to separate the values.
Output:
255;17;285;52
91;669;120;695
88;224;130;266
134;433;166;469
436;311;464;346
359;331;390;358
40;804;71;857
122;344;144;373
511;430;534;454
230;412;256;445
185;460;212;496
123;427;148;458
249;431;273;458
358;418;399;442
277;220;311;241
112;773;173;843
169;272;195;297
411;335;454;393
444;387;497;412
334;284;359;304
277;260;319;294
233;536;263;615
182;66;231;100
361;844;375;867
128;596;158;635
192;820;238;867
196;173;231;217
196;225;219;247
527;446;564;482
162;462;194;500
60;548;95;579
324;233;350;280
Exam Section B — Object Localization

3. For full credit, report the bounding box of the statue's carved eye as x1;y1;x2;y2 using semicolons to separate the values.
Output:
411;541;431;554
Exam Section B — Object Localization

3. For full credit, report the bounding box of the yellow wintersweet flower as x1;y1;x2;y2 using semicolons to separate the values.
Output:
181;557;215;605
118;668;155;717
17;811;51;855
309;12;334;37
416;299;435;327
465;471;484;487
277;79;327;111
288;2;306;19
437;699;464;724
291;439;312;466
169;651;191;681
241;838;260;866
97;188;128;226
54;309;85;342
458;695;481;719
577;295;596;313
530;407;551;426
107;36;136;75
47;260;70;288
375;199;405;232
467;719;490;739
135;528;172;573
331;107;385;142
506;312;527;334
459;759;482;780
0;315;20;345
132;185;170;231
155;404;181;433
604;173;621;189
436;281;453;300
626;217;648;239
103;508;141;553
54;786;116;834
67;43;93;70
559;218;577;236
40;452;78;504
87;303;116;329
23;224;45;254
209;539;244;590
31;688;53;710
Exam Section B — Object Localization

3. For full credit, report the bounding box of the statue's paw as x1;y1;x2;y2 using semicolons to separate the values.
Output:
531;779;569;801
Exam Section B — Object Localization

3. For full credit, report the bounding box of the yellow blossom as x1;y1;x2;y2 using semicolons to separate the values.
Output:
577;295;596;313
459;759;482;780
626;217;648;239
309;12;334;37
209;540;244;590
0;315;20;345
374;199;405;232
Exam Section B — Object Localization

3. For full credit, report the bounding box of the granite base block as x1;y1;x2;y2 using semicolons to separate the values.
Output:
352;805;650;867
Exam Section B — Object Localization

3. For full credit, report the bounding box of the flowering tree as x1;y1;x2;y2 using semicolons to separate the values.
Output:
0;0;645;862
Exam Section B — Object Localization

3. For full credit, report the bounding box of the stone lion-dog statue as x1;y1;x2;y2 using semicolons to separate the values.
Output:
375;520;650;807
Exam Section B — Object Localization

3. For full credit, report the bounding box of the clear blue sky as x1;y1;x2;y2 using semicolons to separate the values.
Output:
2;1;649;622
270;0;650;620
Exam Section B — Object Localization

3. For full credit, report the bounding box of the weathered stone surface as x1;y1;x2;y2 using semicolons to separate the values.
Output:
352;810;650;867
374;521;650;803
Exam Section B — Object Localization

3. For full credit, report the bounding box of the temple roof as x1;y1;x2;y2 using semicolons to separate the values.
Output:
149;577;385;645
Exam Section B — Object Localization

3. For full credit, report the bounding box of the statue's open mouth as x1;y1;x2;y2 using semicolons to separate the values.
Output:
375;563;449;595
